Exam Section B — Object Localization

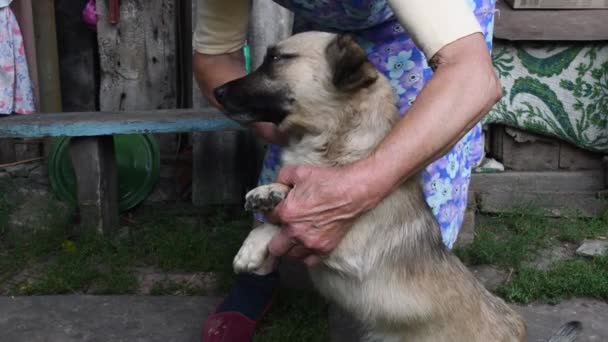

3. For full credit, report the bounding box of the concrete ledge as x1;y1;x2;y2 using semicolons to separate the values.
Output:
0;296;220;342
329;298;608;341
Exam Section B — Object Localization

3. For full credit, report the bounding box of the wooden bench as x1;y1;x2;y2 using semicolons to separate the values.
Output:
0;108;241;235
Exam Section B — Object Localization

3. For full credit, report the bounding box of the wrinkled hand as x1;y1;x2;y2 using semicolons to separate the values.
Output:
267;162;386;266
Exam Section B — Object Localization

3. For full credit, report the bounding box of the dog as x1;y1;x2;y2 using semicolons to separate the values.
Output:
214;31;581;342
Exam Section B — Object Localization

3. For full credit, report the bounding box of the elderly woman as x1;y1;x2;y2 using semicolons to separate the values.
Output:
194;0;500;340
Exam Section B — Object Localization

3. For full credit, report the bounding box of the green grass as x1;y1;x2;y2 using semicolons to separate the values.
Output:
0;180;77;289
0;201;253;295
455;208;608;304
497;255;608;304
13;233;138;295
127;207;254;292
149;278;209;296
0;188;330;339
456;207;608;267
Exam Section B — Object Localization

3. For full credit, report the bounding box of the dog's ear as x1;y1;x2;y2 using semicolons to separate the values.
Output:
326;34;378;92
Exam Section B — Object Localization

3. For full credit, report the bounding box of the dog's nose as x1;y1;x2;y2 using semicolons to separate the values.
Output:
213;85;228;105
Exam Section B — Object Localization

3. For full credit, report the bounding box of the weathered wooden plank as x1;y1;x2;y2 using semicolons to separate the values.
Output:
0;140;16;164
559;142;604;171
494;0;608;41
32;0;63;158
475;191;607;217
96;0;180;158
0;109;242;138
32;0;62;112
470;170;604;193
69;136;119;235
96;1;177;112
470;171;607;217
55;0;98;113
490;126;561;171
13;139;42;160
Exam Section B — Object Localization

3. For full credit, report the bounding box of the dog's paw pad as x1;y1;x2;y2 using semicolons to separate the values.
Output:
244;187;286;212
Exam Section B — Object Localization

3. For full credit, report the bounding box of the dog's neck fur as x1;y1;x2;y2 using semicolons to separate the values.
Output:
280;77;399;167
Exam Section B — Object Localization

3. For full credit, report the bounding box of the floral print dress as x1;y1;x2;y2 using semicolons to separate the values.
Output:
0;2;35;115
256;0;497;249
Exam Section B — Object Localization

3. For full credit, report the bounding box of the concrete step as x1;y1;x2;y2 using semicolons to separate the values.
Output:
0;296;221;342
329;298;608;342
1;295;606;342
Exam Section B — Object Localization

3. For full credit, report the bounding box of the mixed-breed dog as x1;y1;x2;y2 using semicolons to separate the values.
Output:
213;31;581;341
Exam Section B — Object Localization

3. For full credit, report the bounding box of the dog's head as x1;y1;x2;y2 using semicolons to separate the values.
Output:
214;32;379;127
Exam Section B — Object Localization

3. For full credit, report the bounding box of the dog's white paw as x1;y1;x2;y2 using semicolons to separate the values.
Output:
244;183;290;212
233;224;280;275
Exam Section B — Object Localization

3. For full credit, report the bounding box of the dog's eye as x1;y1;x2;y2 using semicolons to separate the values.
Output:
266;52;297;64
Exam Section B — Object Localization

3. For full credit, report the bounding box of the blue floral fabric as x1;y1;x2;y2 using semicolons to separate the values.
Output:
256;0;497;249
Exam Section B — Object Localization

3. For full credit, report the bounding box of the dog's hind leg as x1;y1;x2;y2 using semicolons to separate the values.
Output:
233;223;280;275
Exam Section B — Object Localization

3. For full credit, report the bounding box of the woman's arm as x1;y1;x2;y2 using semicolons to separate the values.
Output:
194;51;247;109
268;33;502;264
364;32;502;199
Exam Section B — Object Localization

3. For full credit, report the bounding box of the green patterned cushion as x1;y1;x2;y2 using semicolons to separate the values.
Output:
485;40;608;153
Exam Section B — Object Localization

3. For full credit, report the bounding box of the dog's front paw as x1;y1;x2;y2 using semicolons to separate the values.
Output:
244;183;290;212
233;224;280;274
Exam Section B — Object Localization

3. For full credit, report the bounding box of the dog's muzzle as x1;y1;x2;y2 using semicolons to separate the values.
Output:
213;84;256;125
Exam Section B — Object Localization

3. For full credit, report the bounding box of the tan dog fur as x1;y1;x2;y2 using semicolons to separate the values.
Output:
219;31;578;342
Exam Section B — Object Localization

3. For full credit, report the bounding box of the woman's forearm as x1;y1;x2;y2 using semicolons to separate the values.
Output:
363;33;502;197
193;51;246;108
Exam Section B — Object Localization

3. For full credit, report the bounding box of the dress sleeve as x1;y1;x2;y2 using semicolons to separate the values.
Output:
193;0;251;55
386;0;483;59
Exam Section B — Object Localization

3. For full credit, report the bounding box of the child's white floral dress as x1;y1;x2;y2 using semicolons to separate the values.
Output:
0;1;35;115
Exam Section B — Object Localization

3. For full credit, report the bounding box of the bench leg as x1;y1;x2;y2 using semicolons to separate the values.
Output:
69;136;119;236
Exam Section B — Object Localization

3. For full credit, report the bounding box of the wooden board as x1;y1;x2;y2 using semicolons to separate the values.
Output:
32;0;62;113
69;136;119;235
96;0;180;157
55;0;98;113
0;109;242;138
494;0;608;41
469;170;607;217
